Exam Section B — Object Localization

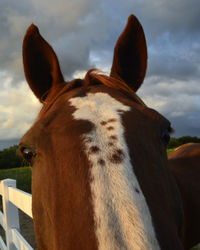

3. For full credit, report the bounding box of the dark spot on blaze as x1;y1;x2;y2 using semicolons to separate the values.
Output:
135;188;140;194
116;149;124;155
110;154;123;164
107;126;114;131
100;121;107;126
89;146;100;154
109;135;118;140
98;158;105;166
109;148;125;164
108;118;117;123
118;109;124;113
108;142;114;146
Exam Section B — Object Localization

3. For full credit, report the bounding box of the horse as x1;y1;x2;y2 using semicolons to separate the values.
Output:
19;15;184;249
169;143;200;250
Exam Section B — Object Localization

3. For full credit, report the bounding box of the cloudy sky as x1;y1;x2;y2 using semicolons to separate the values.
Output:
0;0;200;149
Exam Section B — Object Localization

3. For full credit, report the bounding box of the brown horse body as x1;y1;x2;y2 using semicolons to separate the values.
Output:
169;143;200;249
19;15;184;249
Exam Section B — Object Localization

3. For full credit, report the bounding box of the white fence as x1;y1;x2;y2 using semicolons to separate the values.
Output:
0;179;33;250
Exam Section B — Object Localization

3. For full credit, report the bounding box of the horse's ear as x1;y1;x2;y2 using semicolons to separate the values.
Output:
110;15;147;92
23;24;64;102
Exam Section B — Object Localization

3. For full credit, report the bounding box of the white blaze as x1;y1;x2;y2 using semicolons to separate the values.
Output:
69;92;160;250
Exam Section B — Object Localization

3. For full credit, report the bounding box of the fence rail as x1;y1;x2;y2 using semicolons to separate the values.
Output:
0;179;33;250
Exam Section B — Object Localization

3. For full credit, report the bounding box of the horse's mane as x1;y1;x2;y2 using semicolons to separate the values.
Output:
84;69;145;105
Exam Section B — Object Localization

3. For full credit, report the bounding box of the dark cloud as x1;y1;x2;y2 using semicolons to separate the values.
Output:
146;31;200;81
1;0;200;80
168;114;200;137
0;138;19;150
0;0;100;79
121;0;200;37
138;77;200;137
0;1;34;76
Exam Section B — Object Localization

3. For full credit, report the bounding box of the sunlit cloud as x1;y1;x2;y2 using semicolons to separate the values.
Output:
0;75;41;140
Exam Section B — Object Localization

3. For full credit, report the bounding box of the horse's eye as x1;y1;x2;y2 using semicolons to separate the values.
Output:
20;147;36;164
161;129;170;146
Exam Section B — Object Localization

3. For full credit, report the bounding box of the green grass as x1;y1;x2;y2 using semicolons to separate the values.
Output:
191;245;200;250
167;148;176;156
0;167;31;193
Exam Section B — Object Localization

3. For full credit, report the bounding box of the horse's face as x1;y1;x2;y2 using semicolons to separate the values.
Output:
19;15;183;250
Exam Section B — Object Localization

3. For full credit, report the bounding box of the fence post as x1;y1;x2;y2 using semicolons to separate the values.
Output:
1;179;20;250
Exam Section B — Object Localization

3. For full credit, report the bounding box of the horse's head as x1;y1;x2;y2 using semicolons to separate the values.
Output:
19;15;184;250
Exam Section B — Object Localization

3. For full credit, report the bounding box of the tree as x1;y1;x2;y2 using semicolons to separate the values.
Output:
0;145;25;169
167;136;200;149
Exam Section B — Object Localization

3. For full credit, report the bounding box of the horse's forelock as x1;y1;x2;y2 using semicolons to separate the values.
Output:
84;69;146;106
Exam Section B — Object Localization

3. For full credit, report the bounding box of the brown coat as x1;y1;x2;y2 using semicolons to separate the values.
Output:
169;143;200;249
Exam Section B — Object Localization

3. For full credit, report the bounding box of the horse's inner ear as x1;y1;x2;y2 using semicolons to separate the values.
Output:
110;15;147;92
23;24;64;102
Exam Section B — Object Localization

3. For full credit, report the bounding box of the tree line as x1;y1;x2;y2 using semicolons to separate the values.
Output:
167;136;200;149
0;145;26;170
0;136;200;169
